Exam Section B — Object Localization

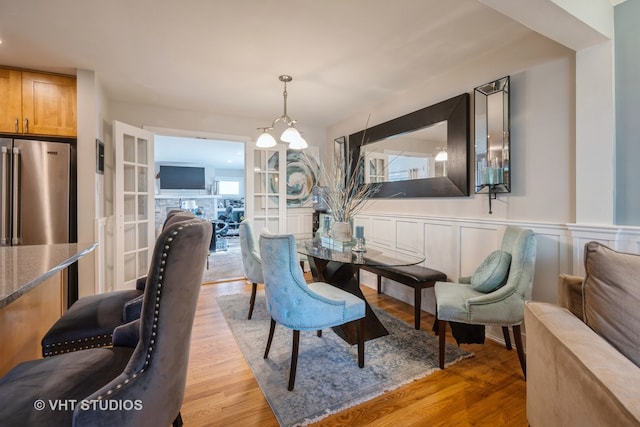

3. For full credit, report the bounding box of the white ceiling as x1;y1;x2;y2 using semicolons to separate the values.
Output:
1;0;611;167
0;0;559;127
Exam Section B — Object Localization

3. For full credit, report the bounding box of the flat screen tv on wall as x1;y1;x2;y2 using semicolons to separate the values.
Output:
159;165;206;190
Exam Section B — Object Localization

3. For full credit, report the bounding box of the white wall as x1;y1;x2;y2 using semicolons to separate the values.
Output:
76;70;99;298
481;0;617;226
318;15;640;346
328;56;575;223
322;36;579;346
337;54;576;309
75;69;117;296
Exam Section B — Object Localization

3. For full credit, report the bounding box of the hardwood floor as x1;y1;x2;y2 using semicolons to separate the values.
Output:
182;279;527;426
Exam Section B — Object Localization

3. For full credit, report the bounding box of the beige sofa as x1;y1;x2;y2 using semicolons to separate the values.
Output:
525;242;640;427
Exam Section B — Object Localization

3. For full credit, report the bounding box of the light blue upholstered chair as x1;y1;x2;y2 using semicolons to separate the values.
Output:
434;226;537;377
239;219;263;319
259;232;366;391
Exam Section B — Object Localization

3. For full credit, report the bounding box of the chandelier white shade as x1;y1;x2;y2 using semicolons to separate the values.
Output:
256;128;277;148
435;148;448;161
288;136;308;150
283;127;308;149
256;75;308;150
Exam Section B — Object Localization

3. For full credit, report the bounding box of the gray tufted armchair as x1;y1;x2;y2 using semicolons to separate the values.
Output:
40;210;195;356
0;217;212;426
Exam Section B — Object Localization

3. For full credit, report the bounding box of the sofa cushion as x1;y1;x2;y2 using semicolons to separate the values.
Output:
583;241;640;368
470;250;511;293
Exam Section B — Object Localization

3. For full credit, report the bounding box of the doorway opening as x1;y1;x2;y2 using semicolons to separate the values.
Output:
153;133;246;238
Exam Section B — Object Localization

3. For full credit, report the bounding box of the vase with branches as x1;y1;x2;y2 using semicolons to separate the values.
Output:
304;148;380;241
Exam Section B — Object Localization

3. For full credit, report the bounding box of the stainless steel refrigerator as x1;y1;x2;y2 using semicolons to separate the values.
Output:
0;138;70;246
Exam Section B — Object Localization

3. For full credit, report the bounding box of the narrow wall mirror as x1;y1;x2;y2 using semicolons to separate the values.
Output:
349;93;470;198
474;76;510;213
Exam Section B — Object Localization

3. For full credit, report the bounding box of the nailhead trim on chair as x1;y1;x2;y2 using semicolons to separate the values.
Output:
94;227;181;401
43;334;113;357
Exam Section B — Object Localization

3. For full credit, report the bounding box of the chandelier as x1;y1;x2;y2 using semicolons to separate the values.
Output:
256;75;308;150
435;147;448;161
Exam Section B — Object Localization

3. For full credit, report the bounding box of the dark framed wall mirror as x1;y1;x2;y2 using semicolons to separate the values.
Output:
474;76;510;213
349;93;470;198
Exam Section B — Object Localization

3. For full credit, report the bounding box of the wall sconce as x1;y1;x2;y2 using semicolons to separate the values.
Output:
474;76;510;214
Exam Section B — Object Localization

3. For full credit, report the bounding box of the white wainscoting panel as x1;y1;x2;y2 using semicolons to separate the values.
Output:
289;211;640;348
528;227;567;303
285;209;314;236
396;219;423;254
424;222;456;279
371;217;395;248
568;224;640;276
354;214;640;346
458;224;502;279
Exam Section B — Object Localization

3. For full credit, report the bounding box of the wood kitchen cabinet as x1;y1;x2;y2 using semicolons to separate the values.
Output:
0;67;77;137
0;68;22;134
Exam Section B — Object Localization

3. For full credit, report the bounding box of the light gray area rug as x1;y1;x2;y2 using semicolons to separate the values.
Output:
202;237;243;283
218;292;472;426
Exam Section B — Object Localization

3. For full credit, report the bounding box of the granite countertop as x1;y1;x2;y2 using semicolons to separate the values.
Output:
0;242;98;309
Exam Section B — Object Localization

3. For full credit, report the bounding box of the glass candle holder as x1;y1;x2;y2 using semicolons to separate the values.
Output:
352;237;366;252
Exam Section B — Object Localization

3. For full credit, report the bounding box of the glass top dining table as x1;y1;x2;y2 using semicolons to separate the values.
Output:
296;237;425;344
296;238;425;268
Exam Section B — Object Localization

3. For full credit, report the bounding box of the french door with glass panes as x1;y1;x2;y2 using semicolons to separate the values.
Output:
113;121;155;290
365;152;388;183
245;142;286;233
